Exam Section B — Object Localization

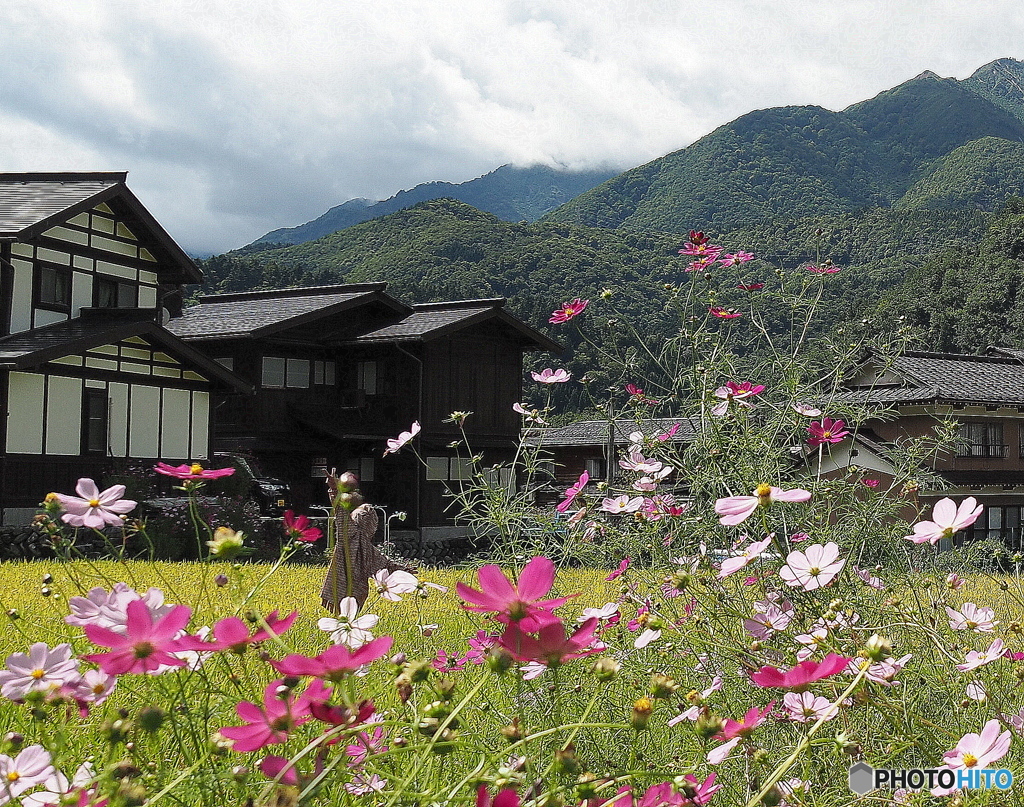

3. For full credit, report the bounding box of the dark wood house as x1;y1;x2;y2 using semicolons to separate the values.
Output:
827;350;1024;548
0;172;249;524
165;285;560;540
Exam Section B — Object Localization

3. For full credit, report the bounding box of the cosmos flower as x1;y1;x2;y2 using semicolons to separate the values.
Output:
719;251;754;266
456;556;571;632
783;691;836;723
0;643;80;701
557;471;590;514
54;478;137;528
956;639;1005;672
905;497;984;545
943;720;1011;770
384;422;421;455
549;298;589;324
715;485;811;527
154;462;235;480
750;653;851;690
708;306;742;319
531;368;571;384
318;598;379;648
283;511;322;542
601;495;645;514
718;536;774;579
778;542;846;591
806;417;850;446
82;600;193;675
712;381;765;417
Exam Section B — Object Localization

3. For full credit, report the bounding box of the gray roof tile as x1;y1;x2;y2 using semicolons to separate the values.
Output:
0;173;125;235
526;418;697;447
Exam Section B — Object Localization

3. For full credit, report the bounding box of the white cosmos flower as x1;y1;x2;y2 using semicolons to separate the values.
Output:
317;597;379;649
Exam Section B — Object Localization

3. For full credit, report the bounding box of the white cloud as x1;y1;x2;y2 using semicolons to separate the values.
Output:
1;0;1022;253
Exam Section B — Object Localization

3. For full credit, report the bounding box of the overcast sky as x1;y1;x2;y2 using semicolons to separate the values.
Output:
2;1;1022;254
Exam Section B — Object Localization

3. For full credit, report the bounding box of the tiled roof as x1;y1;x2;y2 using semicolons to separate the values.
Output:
526;418;697;447
166;284;394;339
841;351;1024;405
0;312;250;392
348;300;502;342
0;172;126;235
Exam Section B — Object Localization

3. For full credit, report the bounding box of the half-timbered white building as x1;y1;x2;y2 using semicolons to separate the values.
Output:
0;172;248;524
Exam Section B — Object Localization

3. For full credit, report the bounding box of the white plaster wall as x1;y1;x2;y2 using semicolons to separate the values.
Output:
44;375;82;455
129;385;160;457
160;388;190;459
6;372;44;453
190;391;210;459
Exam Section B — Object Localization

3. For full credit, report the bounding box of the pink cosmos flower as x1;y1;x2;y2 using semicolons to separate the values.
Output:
272;635;393;680
220;679;324;752
946;602;998;632
784;691;836;723
956;639;1005;672
706;737;740;765
0;746;56;803
806;264;841;274
605;557;631;581
498;617;601;667
708;306;742;319
180;610;297;654
779;542;846;590
715;484;812;526
54;478;136;528
718;251;754;266
679;231;720;257
750;653;851;690
792;403;822;417
601;495;644;514
0;642;80;701
737;282;765;291
655;423;681;441
686;255;717;273
154;462;235;480
476;785;521;807
556;471;589;514
456;556;572;632
943;720;1011;770
905;497;984;544
531;368;571;384
806;417;850;446
744;604;792;640
283;511;321;542
384;422;421;455
432;649;471;673
862;478;880;488
549;298;589;324
849;653;913;686
717;703;775;740
718;536;774;579
512;402;546;424
947;572;965;590
618;449;663;473
66;583;175;634
82;600;193;675
853;566;884;590
711;381;765;417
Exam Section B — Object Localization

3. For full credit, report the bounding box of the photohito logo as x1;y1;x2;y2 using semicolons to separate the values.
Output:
849;762;1013;794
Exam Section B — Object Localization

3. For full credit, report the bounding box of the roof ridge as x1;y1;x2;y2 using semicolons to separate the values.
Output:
901;350;1021;365
198;283;388;303
412;298;506;310
0;172;127;183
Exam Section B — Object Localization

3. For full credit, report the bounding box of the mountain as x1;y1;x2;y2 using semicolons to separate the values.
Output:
963;58;1024;123
249;163;618;247
544;66;1024;234
896;137;1024;212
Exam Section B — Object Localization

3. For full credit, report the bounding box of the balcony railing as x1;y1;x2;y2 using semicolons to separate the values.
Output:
955;444;1009;458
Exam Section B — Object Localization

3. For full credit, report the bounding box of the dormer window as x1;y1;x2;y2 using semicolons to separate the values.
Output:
35;263;71;311
94;276;138;308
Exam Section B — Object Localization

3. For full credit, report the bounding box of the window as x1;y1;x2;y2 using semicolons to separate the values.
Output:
93;276;138;308
966;505;1023;550
957;422;1006;458
345;457;375;483
214;357;234;371
82;389;108;455
585;458;607;480
313;360;336;386
35;264;71;310
425;456;478;482
357;361;378;395
261;357;310;388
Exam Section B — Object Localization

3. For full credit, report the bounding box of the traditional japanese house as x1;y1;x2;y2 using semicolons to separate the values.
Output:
0;172;249;524
166;285;561;541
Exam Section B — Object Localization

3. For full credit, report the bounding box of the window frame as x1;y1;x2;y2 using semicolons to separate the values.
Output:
92;275;139;309
957;422;1007;458
81;388;109;456
34;261;72;312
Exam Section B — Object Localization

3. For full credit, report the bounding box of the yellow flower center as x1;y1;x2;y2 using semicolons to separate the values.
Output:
31;668;45;679
88;499;101;508
809;566;821;576
6;772;19;782
822;431;832;439
190;463;204;475
963;753;978;768
966;620;978;629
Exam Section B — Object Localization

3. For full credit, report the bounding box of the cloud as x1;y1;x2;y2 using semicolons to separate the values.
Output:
1;0;1022;253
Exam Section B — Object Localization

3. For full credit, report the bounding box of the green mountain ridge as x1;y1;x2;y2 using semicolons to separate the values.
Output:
250;163;618;247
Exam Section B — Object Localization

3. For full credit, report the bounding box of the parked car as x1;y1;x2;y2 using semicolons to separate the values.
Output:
213;452;292;517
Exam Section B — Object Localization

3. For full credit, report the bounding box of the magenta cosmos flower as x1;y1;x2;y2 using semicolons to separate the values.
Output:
498;617;601;667
549;298;589;324
715;484;812;527
82;600;193;675
717;703;775;740
750;653;851;691
179;610;297;655
712;380;765;417
679;230;721;257
719;251;754;266
905;497;984;545
778;542;846;590
384;421;420;455
806;417;850;447
708;306;742;319
220;679;326;752
154;462;235;480
272;635;393;681
283;510;322;542
476;786;520;807
556;471;589;514
943;719;1011;770
531;368;571;384
456;556;572;632
55;478;137;528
